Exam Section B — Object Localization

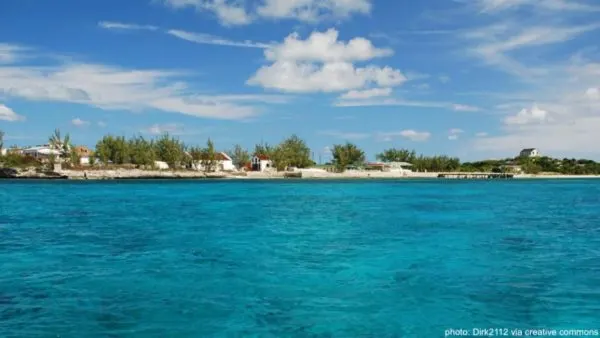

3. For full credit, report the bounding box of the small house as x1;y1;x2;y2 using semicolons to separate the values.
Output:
251;155;272;172
192;152;235;171
365;162;390;171
519;148;540;158
386;161;413;173
74;146;92;165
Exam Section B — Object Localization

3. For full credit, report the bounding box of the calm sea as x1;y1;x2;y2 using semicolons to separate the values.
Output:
1;179;600;337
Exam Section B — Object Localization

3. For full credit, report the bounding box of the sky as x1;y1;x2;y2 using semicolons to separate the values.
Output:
1;0;599;162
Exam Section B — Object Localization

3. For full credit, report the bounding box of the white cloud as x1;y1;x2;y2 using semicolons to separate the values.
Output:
257;0;371;21
378;130;431;142
475;0;600;12
97;121;107;127
464;23;600;75
71;118;90;127
320;129;431;142
474;117;600;156
448;128;464;141
318;130;370;140
458;1;600;157
453;104;480;112
166;29;270;48
144;123;186;135
248;29;404;93
339;87;391;100
0;103;25;122
439;75;450;83
162;0;251;26
472;57;600;156
98;21;158;31
476;132;488;137
265;29;391;62
504;104;549;125
334;98;481;112
248;61;405;93
162;0;371;25
0;46;289;120
0;44;26;64
586;87;599;100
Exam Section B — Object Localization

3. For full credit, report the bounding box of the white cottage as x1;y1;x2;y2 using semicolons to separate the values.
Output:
251;155;273;172
519;148;540;158
193;152;235;171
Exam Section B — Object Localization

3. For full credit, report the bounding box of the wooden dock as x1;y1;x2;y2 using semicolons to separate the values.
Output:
437;172;514;179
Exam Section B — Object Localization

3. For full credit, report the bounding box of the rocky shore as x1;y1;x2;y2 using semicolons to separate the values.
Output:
0;167;68;179
3;167;600;181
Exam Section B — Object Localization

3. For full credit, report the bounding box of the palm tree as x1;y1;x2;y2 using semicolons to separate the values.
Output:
48;129;72;159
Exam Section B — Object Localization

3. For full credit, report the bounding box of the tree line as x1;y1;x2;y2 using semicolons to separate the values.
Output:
3;128;600;174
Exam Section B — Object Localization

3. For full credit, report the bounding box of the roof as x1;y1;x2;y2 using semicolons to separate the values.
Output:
22;147;60;155
521;148;537;152
254;154;270;160
196;152;232;161
74;146;91;156
215;152;231;161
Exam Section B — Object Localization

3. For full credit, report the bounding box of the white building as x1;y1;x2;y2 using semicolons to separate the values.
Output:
519;148;540;158
22;145;61;160
251;155;273;172
154;161;169;170
193;152;235;171
73;146;92;165
0;148;6;156
387;162;414;173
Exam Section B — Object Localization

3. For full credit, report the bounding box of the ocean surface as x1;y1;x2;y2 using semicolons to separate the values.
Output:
1;179;600;337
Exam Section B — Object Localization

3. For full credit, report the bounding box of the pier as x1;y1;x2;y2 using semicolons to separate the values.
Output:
437;172;514;179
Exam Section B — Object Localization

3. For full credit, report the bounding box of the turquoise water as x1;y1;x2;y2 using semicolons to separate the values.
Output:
1;179;600;337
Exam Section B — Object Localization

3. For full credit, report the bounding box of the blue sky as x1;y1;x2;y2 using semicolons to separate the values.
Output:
1;0;599;161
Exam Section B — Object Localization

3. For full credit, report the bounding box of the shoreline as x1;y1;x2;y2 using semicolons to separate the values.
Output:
3;167;600;180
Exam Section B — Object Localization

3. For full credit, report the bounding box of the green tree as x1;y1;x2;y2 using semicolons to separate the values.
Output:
229;144;250;170
48;129;72;159
69;148;81;166
269;145;288;171
376;148;416;163
331;142;365;172
201;138;217;172
128;136;156;167
154;134;185;168
95;135;130;165
522;160;542;174
277;134;312;169
88;152;96;166
254;143;274;157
